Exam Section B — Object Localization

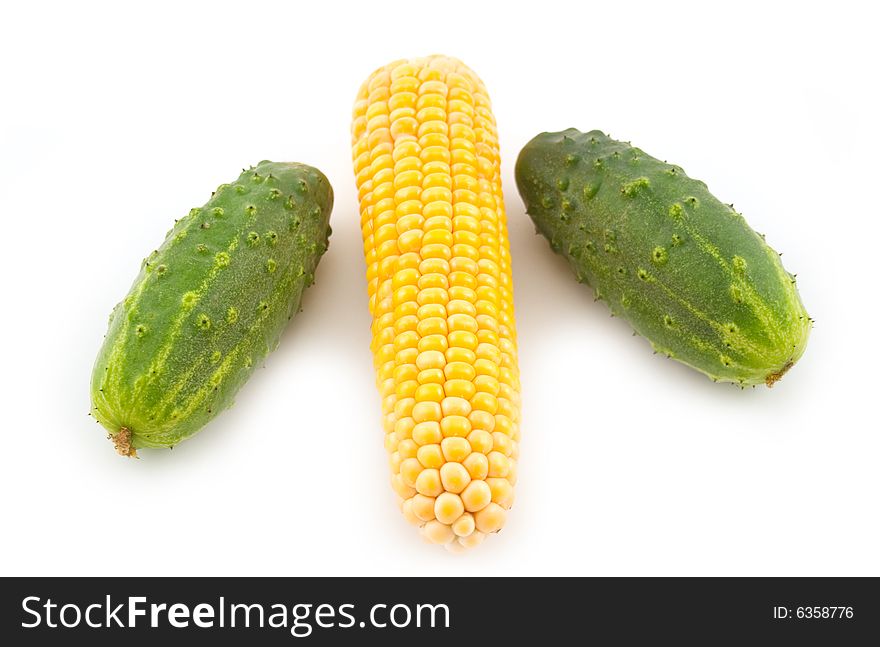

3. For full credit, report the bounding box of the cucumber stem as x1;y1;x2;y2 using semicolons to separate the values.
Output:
765;361;794;387
112;427;137;458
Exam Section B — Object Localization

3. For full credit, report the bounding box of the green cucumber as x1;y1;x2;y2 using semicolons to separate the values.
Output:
90;161;333;455
515;129;810;386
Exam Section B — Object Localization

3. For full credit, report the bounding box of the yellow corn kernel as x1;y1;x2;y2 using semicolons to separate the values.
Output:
444;361;476;382
392;474;416;499
496;397;514;419
447;299;476;318
417;317;447;337
395;379;417;399
460;479;492;512
411;494;436;522
415;468;443;497
414;382;444;403
474;374;500;395
486;477;514;508
452;512;475;538
450;316;479;336
474;502;506;533
385;431;400;452
471;392;498;414
458;530;485;549
441;436;471;462
440;415;471;438
492;431;513;456
394;397;415;419
417;443;444;469
394;417;414;440
474;358;499;379
394;314;419;334
400;457;423;487
393;330;419;353
419;257;449;274
440;396;471;417
394;364;418;384
398;438;417;459
439;462;471;494
467;429;493;454
394;302;419;321
467;412;494;437
494;414;514;437
434;492;465;524
487;451;510;478
412;421;442;446
444;379;477;400
412;401;442;423
418;272;449;290
401;497;419;525
418;334;448;353
462;452;489;480
353;55;521;551
415;349;445;370
417;303;446;320
445;347;476;365
417;368;445;385
422;520;455;545
448;330;478;351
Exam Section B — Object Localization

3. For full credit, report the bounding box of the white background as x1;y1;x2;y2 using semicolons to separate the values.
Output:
2;0;878;576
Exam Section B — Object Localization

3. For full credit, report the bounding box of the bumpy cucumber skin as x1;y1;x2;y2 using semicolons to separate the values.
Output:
90;162;333;451
515;129;810;386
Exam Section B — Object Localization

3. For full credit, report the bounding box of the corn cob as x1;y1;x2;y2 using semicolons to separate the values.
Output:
352;55;521;551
